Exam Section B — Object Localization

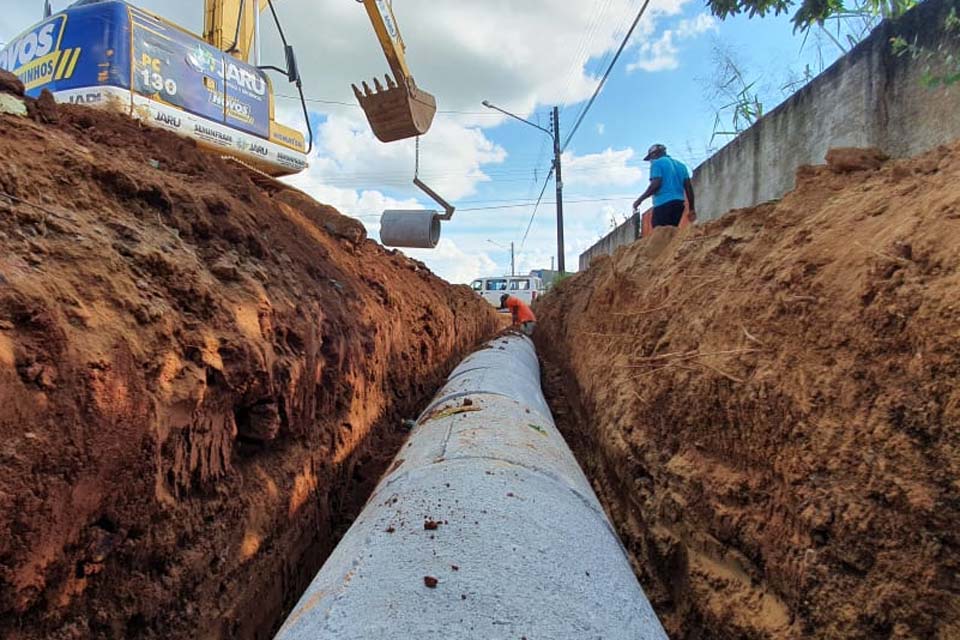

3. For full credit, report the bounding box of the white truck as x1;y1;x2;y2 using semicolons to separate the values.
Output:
470;275;544;307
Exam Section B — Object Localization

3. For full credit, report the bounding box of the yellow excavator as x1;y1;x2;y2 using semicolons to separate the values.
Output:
0;0;437;176
204;0;437;145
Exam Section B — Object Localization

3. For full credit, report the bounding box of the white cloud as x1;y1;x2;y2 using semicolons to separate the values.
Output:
281;176;422;238
404;239;499;284
562;148;644;188
3;0;704;279
630;31;681;72
596;123;606;135
628;13;717;73
676;13;719;38
292;111;507;202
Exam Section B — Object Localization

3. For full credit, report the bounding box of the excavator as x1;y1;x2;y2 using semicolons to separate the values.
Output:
0;0;437;177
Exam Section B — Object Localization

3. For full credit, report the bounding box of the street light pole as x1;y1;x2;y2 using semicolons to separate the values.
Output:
482;100;566;275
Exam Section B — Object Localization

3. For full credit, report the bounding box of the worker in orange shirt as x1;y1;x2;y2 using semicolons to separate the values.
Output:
499;294;537;336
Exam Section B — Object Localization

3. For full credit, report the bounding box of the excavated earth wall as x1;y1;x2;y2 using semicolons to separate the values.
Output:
0;79;498;639
537;144;960;639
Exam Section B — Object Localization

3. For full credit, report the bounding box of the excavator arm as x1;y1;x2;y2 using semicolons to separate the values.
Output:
357;0;413;92
203;0;436;143
203;0;270;61
353;0;437;142
202;0;444;245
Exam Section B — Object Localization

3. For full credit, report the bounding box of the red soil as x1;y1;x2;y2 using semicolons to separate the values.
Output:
0;88;497;638
537;143;960;639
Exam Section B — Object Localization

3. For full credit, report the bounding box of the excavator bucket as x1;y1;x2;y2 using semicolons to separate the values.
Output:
353;76;437;143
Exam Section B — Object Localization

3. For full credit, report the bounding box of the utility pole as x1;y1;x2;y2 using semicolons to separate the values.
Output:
488;239;515;277
482;100;566;275
551;107;565;275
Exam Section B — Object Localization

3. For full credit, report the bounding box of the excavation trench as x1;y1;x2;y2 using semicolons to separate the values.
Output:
215;351;481;640
0;87;499;639
534;142;960;639
3;80;959;640
275;334;667;639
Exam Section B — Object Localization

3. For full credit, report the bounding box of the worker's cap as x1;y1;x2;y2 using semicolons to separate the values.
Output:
643;144;667;161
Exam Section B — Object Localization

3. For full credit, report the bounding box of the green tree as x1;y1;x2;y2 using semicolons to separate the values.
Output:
706;0;917;31
891;7;960;86
703;42;765;145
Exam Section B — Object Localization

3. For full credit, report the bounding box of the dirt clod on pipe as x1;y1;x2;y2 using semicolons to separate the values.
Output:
275;334;668;640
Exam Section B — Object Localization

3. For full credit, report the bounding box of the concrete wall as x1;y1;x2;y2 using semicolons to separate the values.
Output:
579;212;639;271
578;0;960;266
694;0;960;222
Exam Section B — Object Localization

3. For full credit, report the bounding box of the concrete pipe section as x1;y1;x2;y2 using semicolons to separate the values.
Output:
275;334;668;640
379;209;441;248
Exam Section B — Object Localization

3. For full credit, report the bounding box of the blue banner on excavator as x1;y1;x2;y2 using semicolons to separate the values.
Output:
0;3;130;96
0;1;304;176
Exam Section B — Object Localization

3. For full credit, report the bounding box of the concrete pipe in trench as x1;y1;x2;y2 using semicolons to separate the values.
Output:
274;334;668;640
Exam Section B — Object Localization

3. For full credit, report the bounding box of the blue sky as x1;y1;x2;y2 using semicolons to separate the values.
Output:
427;11;842;275
333;4;846;280
2;0;850;282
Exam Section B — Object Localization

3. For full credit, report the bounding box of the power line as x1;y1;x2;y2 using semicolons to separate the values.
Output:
300;157;636;177
357;185;645;218
558;0;615;109
564;0;640;139
564;0;628;126
297;163;642;184
276;93;534;117
519;168;554;252
562;0;652;152
415;189;637;206
351;195;636;223
312;175;540;187
469;194;633;213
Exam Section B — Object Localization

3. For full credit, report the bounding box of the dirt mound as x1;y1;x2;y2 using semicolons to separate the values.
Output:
536;144;960;638
825;147;889;173
0;96;497;638
0;70;25;97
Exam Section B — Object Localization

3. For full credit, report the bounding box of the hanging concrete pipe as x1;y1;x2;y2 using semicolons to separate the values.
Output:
379;177;455;249
274;334;668;640
379;209;441;248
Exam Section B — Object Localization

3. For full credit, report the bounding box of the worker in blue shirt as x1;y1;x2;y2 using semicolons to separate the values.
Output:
632;144;697;228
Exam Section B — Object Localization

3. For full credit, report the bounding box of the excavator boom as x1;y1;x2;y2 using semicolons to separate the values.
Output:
203;0;270;61
205;0;436;142
354;0;437;143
